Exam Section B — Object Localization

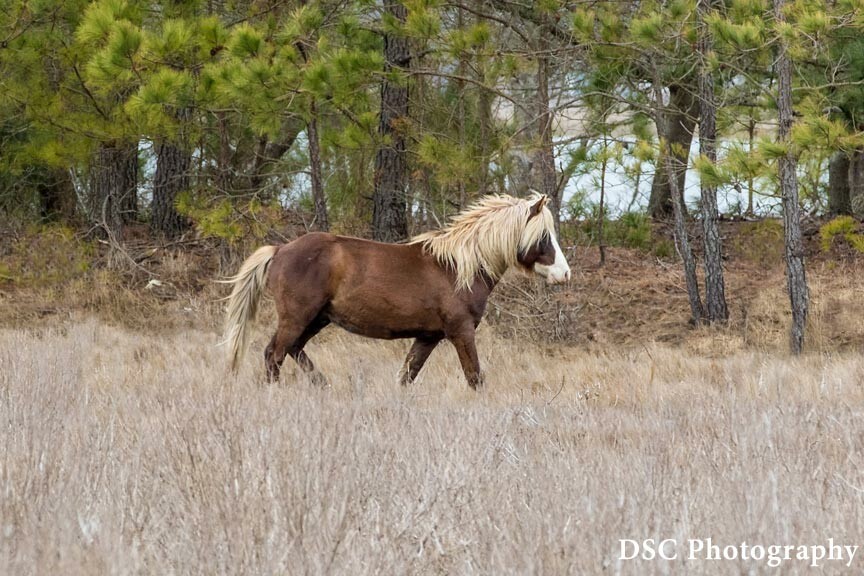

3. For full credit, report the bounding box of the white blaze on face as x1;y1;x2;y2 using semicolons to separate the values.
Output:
534;233;571;284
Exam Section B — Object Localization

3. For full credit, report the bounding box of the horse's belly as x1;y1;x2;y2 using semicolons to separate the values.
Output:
324;302;442;340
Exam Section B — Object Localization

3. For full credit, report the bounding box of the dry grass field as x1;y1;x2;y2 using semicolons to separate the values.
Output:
3;318;864;575
3;225;864;574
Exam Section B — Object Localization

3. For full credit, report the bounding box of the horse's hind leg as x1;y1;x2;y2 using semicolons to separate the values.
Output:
264;335;279;380
399;337;441;386
288;316;330;386
264;314;329;384
264;323;301;383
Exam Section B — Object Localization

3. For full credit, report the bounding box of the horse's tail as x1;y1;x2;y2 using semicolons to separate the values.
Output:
223;245;279;372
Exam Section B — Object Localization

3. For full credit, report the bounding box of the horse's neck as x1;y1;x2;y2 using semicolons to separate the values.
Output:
468;271;499;299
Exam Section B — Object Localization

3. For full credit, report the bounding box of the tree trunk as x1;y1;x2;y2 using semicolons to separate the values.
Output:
598;138;608;266
35;53;77;223
372;1;410;242
152;140;191;238
648;84;698;220
509;72;535;197
38;168;77;223
775;0;809;355
307;100;329;231
89;141;138;240
477;86;493;196
292;14;329;228
697;0;728;323
247;119;304;198
476;24;493;198
456;5;468;208
667;146;704;324
652;74;704;324
847;148;864;217
216;111;232;195
120;157;138;224
534;34;560;232
828;151;851;215
746;115;756;215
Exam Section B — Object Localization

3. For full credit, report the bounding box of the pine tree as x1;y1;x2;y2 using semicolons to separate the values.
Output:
128;16;203;237
697;0;728;323
0;0;91;221
372;1;410;242
774;0;808;354
647;84;698;220
73;0;150;238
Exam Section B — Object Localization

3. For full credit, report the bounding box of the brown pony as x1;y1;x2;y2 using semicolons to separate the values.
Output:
223;193;571;388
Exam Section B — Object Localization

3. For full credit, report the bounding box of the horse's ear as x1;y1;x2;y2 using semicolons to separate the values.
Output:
528;195;548;220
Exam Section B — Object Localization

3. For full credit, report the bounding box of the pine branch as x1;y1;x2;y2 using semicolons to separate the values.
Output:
407;68;528;112
68;64;110;120
443;1;532;44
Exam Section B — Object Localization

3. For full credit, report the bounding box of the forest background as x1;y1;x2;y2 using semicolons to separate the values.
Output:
4;0;864;351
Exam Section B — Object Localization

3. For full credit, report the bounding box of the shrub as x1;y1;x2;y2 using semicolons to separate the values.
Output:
580;210;656;252
652;239;675;259
820;216;864;253
176;193;284;243
615;212;653;251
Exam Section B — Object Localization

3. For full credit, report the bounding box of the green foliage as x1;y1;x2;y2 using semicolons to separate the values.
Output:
693;154;728;188
76;0;140;45
792;109;850;151
757;139;789;160
126;68;194;136
728;0;768;20
708;16;764;49
4;0;864;241
405;5;440;38
228;24;264;58
176;193;283;243
570;9;595;42
286;4;325;37
574;207;664;254
147;18;201;66
0;225;94;287
798;11;830;36
724;143;765;178
447;22;491;53
416;135;474;188
610;212;653;250
177;195;241;242
630;13;665;46
598;10;624;43
652;238;675;259
820;216;864;252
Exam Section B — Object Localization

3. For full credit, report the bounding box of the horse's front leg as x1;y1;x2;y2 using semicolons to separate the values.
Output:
448;326;484;389
399;337;442;386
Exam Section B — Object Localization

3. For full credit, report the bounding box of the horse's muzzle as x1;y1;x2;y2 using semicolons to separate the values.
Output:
545;268;571;284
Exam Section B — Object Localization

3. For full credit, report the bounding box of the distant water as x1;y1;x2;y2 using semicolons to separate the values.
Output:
561;141;785;218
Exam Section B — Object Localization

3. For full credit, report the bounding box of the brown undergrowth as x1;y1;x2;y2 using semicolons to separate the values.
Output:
1;219;863;354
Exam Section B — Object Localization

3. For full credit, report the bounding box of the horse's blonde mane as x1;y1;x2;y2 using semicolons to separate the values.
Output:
410;193;555;290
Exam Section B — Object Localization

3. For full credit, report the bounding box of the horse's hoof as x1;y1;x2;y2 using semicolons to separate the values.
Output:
468;376;486;391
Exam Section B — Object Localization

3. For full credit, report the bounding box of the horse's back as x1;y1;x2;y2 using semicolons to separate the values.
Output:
267;232;458;339
266;232;338;297
268;232;439;296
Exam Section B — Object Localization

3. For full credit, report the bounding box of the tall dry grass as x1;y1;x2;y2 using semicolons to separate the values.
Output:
2;321;864;575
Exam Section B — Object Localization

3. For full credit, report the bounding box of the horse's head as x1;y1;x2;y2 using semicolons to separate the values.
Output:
518;194;571;284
